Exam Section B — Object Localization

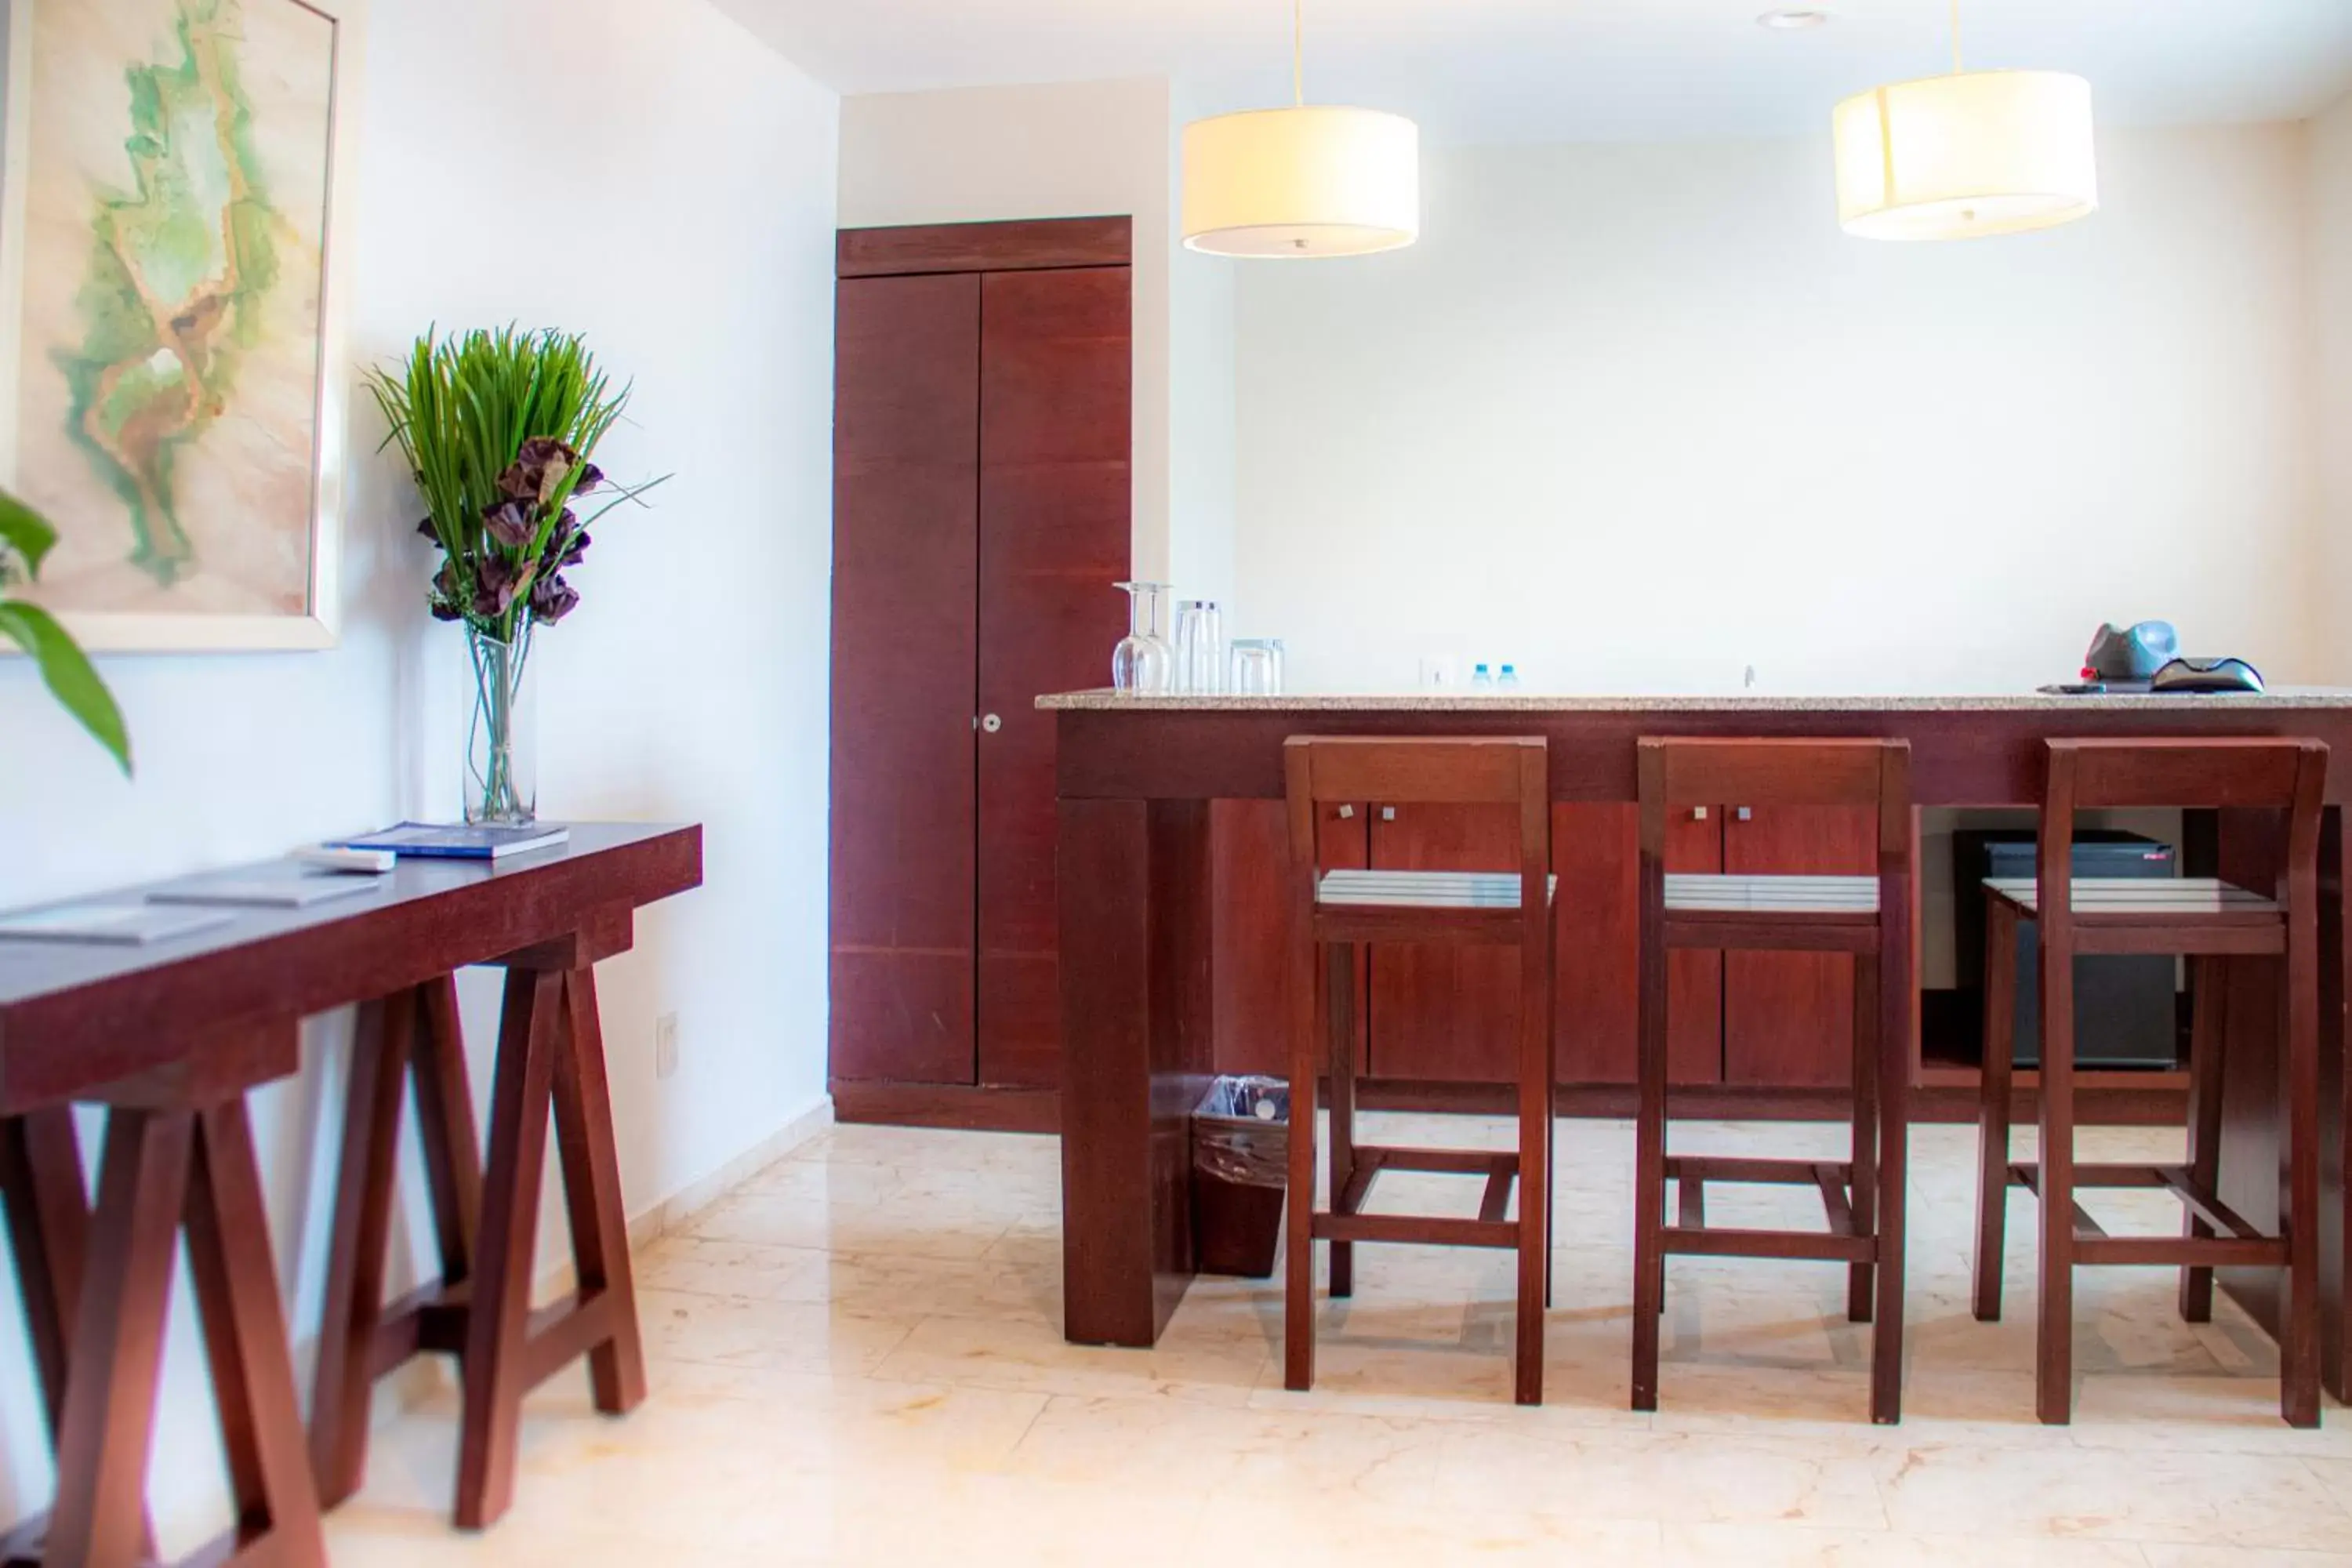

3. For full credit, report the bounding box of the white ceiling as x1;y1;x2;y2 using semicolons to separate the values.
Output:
712;0;2352;147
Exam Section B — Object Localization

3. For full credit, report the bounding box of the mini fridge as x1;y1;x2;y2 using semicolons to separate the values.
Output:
1951;830;2180;1070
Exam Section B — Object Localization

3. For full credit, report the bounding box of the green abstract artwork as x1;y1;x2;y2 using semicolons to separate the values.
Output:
59;0;279;586
7;0;337;626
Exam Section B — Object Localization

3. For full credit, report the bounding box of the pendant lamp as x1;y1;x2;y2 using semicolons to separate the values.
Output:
1181;0;1419;258
1833;0;2097;241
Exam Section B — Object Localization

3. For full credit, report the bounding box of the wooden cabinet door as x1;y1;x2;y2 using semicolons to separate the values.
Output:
1364;804;1520;1081
829;274;982;1083
1210;798;1370;1077
975;267;1133;1090
1722;806;1876;1087
1555;804;1724;1087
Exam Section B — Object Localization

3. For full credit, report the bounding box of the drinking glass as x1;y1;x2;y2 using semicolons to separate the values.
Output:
1112;582;1173;692
1174;600;1225;695
1230;639;1283;695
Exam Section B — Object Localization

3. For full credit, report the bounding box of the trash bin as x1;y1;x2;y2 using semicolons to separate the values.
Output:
1192;1076;1288;1279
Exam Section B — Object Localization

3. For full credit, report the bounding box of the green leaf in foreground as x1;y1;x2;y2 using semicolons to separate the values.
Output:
0;488;57;575
0;600;131;774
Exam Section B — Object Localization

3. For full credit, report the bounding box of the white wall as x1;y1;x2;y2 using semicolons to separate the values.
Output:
1232;124;2321;696
0;0;837;1544
840;78;1177;582
1168;79;1240;607
2312;94;2352;682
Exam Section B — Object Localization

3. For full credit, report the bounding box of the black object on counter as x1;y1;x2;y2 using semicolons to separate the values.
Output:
1952;830;2180;1070
2150;656;2263;694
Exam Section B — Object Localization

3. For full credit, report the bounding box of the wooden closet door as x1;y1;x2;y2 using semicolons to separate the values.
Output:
976;267;1133;1089
1722;806;1876;1087
829;274;982;1083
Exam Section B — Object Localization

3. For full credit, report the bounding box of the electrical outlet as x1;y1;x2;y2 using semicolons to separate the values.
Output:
654;1011;681;1080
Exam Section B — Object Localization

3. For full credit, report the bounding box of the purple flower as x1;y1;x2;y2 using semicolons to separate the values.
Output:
499;437;587;506
531;571;580;624
430;559;466;621
539;511;589;572
470;554;536;620
481;499;537;550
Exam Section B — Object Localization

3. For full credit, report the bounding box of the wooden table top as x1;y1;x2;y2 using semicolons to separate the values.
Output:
0;822;702;1114
1044;696;2352;808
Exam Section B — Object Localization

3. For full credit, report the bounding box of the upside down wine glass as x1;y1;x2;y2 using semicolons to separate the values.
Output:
1112;581;1174;692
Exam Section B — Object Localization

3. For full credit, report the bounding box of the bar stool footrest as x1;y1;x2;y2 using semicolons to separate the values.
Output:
1658;1150;1869;1263
2006;1160;2286;1262
1322;1145;1522;1250
1312;1212;1521;1249
1661;1225;1878;1264
1667;1155;1867;1251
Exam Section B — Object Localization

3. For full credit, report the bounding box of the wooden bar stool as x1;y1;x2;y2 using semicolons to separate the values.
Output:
1282;736;1556;1405
1632;738;1913;1425
1970;737;2325;1427
309;911;648;1530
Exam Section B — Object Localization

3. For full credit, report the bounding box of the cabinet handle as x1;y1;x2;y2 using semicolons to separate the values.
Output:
1736;806;1752;822
1691;806;1708;822
1335;804;1355;819
981;713;1003;734
1381;806;1397;822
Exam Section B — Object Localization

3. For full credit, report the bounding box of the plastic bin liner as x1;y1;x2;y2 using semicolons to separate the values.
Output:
1194;1076;1289;1189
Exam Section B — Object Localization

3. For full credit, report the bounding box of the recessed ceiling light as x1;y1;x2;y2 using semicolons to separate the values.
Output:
1758;7;1831;29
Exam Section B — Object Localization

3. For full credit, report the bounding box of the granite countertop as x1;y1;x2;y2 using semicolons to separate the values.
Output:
1036;688;2352;713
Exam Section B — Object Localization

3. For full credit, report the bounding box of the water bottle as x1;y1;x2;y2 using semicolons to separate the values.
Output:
1499;663;1522;690
1472;662;1494;691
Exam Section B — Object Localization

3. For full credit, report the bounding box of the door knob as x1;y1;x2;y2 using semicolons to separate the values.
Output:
981;714;1003;734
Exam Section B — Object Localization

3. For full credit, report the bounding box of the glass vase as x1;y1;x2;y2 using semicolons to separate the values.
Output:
463;619;538;826
1112;581;1173;692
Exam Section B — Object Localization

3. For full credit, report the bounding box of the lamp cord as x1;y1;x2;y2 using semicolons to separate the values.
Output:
1949;0;1963;74
1294;0;1305;106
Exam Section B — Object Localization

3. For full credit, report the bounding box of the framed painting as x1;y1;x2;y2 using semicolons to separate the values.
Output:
0;0;363;652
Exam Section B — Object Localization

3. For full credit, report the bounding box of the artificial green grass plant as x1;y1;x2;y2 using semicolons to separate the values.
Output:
367;325;663;643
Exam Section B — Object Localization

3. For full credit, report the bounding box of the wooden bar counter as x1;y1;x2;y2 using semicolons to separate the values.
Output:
0;823;699;1564
1041;688;2352;1392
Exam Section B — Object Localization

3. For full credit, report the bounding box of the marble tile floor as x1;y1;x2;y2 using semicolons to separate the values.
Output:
322;1115;2352;1566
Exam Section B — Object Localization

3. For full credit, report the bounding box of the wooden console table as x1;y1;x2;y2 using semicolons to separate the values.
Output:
1042;690;2352;1399
0;822;700;1564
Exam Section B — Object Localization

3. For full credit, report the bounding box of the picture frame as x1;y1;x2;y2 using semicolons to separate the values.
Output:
0;0;365;653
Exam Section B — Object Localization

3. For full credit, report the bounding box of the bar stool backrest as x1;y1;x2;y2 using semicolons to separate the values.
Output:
1636;738;1912;868
1281;736;1550;921
2041;738;2327;917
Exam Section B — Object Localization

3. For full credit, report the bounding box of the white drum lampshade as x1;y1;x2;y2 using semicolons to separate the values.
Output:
1834;69;2097;241
1181;105;1420;258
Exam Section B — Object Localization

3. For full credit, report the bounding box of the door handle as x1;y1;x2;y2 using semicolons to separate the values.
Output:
981;713;1003;734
